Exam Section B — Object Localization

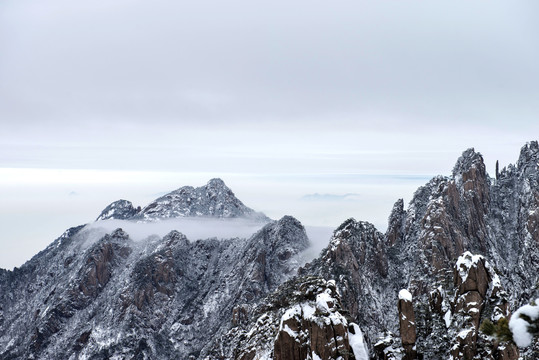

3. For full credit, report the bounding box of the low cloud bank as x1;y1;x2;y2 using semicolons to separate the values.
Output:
85;217;268;243
81;218;335;267
301;225;335;262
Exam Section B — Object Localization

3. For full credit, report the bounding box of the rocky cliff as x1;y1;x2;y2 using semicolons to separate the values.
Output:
0;179;306;359
218;142;539;359
2;142;539;359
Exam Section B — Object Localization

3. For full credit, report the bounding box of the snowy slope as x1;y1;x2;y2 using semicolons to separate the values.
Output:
2;143;539;359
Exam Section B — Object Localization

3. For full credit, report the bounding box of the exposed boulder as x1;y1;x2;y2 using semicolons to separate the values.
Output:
210;276;369;360
398;289;416;359
386;199;406;246
451;252;517;360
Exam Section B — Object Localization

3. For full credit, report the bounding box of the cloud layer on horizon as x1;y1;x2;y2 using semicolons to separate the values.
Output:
1;0;538;176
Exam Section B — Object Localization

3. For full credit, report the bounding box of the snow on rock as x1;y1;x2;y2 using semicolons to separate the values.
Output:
137;178;270;222
456;251;483;284
349;323;369;360
272;278;358;360
315;290;333;314
457;328;473;340
96;200;139;221
3;143;539;360
444;310;452;328
398;289;412;302
509;298;539;348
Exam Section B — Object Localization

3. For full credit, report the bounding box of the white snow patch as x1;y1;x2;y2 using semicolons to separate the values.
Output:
349;323;369;360
282;305;302;321
202;293;221;318
444;311;452;328
283;324;298;339
509;298;539;348
491;274;502;288
457;328;473;340
399;289;412;302
456;252;483;283
328;312;345;326
302;304;316;319
92;326;116;348
254;349;272;360
6;339;14;349
316;291;333;314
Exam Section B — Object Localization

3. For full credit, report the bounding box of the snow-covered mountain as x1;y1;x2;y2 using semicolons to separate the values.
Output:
96;178;269;222
0;181;303;359
2;142;539;359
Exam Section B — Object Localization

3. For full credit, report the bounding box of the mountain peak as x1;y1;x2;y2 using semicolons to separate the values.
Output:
4;143;539;359
206;178;226;188
517;140;539;170
452;148;485;178
137;179;270;221
94;179;269;222
96;200;140;221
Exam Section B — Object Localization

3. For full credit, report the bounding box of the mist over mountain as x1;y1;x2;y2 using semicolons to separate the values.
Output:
1;142;539;359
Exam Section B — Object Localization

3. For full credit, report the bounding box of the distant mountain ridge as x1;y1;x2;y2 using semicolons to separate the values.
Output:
96;178;270;222
2;142;539;359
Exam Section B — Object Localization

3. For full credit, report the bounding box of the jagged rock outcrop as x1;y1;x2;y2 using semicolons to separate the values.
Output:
381;143;538;359
137;178;269;221
295;143;539;359
96;199;141;221
1;227;134;359
2;142;539;359
0;181;305;359
298;219;394;348
488;141;539;306
205;276;369;360
273;286;350;360
397;289;416;359
449;252;517;360
95;178;270;223
386;199;405;246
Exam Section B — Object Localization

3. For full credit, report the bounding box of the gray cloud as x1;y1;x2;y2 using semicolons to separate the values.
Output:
85;217;267;244
2;1;538;177
1;0;538;128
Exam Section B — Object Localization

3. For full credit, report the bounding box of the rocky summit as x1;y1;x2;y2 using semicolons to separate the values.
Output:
2;142;539;359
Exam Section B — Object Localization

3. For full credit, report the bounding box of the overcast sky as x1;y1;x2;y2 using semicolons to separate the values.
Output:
1;0;538;269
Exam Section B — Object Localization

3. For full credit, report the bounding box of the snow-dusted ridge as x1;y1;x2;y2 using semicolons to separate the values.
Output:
2;142;539;359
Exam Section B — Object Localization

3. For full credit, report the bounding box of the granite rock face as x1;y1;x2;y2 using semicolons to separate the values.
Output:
450;252;515;360
298;219;393;346
206;276;369;360
2;143;539;359
297;143;538;359
397;290;416;359
0;180;307;359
